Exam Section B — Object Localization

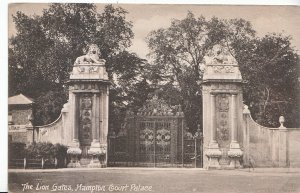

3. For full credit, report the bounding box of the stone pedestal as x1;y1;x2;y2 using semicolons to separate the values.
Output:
228;142;243;169
88;156;102;168
202;44;244;169
205;142;222;169
67;146;82;168
278;116;288;167
25;125;34;145
88;142;107;167
25;114;36;145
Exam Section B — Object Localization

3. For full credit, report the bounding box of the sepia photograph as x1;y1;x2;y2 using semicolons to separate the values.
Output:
5;1;300;193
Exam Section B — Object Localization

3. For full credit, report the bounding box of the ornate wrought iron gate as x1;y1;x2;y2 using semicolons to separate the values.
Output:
138;120;172;167
108;96;203;168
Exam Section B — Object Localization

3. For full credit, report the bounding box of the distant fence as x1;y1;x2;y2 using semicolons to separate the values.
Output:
9;157;66;169
243;106;300;167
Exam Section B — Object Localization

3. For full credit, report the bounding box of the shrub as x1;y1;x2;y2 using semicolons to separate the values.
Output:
25;142;68;167
8;142;26;159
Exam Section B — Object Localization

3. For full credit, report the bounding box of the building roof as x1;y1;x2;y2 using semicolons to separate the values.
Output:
8;94;34;105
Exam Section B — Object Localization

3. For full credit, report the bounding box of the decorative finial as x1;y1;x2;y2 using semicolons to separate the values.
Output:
243;105;250;114
279;116;286;129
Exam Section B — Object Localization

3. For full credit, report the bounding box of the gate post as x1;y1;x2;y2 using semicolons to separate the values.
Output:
66;44;110;168
242;105;251;166
202;44;244;169
278;116;288;167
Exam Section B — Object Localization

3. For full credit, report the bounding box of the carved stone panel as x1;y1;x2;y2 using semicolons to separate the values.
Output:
216;94;231;166
79;94;93;146
213;65;234;73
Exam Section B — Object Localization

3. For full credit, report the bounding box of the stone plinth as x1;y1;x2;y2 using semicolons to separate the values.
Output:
67;147;82;168
70;63;108;80
202;44;244;169
228;142;243;168
87;142;107;168
205;142;222;169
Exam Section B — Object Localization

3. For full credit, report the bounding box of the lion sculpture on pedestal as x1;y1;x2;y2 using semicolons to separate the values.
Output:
74;44;105;65
204;44;237;65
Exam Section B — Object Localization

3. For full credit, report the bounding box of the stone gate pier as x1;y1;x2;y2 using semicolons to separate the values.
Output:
65;44;110;168
202;45;244;169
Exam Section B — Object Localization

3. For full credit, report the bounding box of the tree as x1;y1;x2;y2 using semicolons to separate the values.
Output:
146;12;255;133
9;12;55;97
234;33;300;127
34;90;68;125
107;51;152;132
9;3;150;129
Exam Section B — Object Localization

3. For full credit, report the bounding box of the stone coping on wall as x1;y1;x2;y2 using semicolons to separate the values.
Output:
34;113;62;128
243;107;299;131
8;125;27;130
8;128;27;132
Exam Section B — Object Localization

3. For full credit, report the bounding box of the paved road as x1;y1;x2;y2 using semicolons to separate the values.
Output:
8;168;300;193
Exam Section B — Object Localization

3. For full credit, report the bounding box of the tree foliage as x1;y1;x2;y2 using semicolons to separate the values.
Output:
8;142;26;159
9;6;300;131
146;13;256;132
9;3;151;129
147;12;299;131
234;33;300;127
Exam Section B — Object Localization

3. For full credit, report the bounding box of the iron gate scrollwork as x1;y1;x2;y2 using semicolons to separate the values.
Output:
138;121;172;166
182;129;203;168
108;95;203;168
139;122;155;164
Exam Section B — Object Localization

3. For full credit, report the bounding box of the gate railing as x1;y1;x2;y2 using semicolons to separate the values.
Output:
108;95;203;168
108;120;203;168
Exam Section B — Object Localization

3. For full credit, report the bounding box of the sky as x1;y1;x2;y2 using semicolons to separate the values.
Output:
8;4;300;58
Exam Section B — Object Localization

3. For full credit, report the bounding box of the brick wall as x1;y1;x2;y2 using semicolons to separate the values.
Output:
9;107;32;125
8;130;27;143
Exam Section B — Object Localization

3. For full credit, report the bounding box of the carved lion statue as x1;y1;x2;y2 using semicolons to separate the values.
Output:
74;44;105;65
204;44;237;65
